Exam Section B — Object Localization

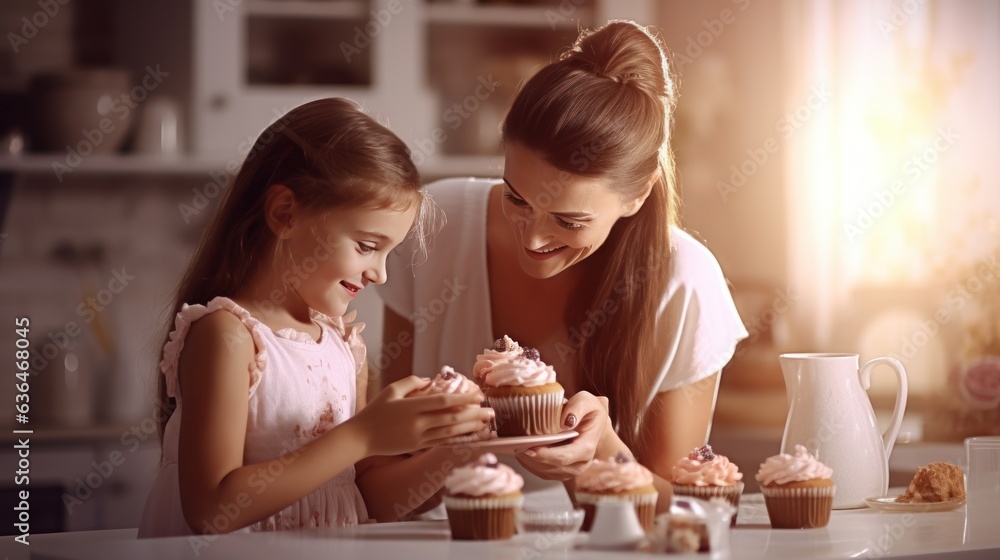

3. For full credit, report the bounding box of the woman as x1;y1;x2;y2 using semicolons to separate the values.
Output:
375;21;747;508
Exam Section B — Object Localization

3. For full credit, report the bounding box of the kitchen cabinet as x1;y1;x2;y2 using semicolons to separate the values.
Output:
0;431;159;534
0;0;655;189
192;0;654;174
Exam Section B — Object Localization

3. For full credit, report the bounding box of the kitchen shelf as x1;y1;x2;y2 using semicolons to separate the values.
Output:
424;4;593;28
245;0;368;19
0;154;504;179
0;155;228;176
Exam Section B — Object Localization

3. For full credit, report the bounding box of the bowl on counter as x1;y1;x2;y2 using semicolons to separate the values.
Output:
515;508;585;535
28;68;133;154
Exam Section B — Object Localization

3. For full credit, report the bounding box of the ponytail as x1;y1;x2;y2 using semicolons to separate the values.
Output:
502;21;679;459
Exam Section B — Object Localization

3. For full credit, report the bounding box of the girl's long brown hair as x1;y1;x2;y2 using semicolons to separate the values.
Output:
502;21;679;460
155;98;423;438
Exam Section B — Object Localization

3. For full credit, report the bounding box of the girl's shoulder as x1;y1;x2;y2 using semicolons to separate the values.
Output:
160;296;268;398
186;304;254;339
179;309;257;372
168;296;265;343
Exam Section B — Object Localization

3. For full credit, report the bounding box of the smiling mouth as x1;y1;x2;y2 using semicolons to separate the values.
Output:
340;281;362;297
525;245;567;261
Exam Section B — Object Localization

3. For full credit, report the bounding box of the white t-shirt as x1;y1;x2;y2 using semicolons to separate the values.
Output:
376;177;748;407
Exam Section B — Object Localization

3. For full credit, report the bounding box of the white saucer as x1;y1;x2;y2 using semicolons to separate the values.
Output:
865;494;966;512
443;431;578;454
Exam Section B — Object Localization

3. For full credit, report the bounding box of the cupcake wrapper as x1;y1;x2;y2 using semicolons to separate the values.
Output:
672;482;744;527
575;490;659;506
761;485;836;529
444;495;523;540
487;390;564;436
575;491;658;531
442;495;524;510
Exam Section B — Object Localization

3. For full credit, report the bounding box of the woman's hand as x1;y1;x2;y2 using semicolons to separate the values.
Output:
350;376;493;456
513;391;616;481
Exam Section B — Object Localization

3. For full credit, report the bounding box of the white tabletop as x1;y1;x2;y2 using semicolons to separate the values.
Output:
4;493;998;560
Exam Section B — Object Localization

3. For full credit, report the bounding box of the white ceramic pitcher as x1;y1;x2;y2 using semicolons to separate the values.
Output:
779;353;908;509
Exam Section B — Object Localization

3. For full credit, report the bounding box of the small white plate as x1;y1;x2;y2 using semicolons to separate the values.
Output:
865;494;966;512
443;431;578;454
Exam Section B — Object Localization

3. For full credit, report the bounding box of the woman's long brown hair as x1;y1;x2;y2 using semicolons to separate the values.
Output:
155;98;423;439
502;21;679;460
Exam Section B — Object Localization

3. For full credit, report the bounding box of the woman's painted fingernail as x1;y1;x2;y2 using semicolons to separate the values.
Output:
522;450;537;458
564;414;577;427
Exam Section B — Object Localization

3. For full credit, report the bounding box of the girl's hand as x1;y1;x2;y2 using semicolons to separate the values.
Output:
513;391;613;481
351;376;493;456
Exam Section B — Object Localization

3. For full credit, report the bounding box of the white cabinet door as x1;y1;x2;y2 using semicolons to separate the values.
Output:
192;0;434;160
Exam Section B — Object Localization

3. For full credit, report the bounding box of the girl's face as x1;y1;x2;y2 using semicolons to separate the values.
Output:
501;142;643;280
286;203;417;317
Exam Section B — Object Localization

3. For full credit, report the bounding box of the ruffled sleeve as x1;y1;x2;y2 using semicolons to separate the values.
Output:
159;296;269;399
323;309;367;376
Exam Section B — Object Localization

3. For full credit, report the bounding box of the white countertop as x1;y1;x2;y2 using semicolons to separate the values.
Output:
4;493;998;560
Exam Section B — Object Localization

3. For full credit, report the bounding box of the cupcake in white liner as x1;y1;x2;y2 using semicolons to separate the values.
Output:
443;453;524;540
670;445;744;526
476;337;564;436
575;453;658;531
755;445;836;529
407;366;494;444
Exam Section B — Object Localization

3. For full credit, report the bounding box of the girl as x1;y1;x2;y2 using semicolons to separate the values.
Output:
138;98;493;537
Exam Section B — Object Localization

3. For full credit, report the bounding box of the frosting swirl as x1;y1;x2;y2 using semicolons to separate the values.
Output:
409;366;481;397
672;446;743;487
480;358;556;388
473;336;523;381
445;453;524;496
755;444;833;486
576;454;654;493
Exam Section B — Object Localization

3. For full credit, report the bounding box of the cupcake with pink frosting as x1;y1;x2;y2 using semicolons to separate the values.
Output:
443;453;524;540
408;366;495;443
575;452;658;531
475;337;564;436
755;444;835;529
671;445;744;525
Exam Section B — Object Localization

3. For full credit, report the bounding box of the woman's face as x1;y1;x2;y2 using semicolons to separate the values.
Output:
501;142;641;280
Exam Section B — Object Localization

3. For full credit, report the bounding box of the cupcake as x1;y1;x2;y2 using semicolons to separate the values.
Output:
671;445;744;526
443;453;524;540
476;337;564;436
408;366;495;444
755;445;835;529
575;452;658;531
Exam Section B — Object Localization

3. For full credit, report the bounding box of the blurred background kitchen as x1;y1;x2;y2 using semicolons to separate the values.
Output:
0;0;997;535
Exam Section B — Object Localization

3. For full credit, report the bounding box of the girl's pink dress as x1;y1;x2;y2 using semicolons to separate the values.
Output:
137;296;369;537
